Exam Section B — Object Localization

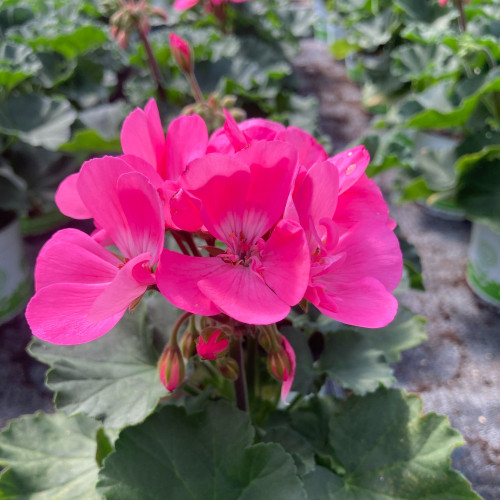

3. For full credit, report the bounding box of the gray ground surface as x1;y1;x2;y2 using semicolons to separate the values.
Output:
294;39;500;500
0;37;498;500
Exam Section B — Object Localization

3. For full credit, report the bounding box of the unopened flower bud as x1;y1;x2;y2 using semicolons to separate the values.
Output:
197;328;229;361
267;348;293;382
180;329;198;359
169;33;193;74
158;345;185;392
216;357;239;381
258;325;281;353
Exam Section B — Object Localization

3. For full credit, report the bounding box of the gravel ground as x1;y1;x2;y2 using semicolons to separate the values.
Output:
0;37;498;500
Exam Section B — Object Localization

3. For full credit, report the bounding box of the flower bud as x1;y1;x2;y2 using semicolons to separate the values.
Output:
197;328;229;361
169;33;193;74
180;329;198;359
267;348;292;382
158;345;185;392
216;357;239;381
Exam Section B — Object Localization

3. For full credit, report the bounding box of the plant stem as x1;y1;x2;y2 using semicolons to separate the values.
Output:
188;71;204;103
231;337;249;412
169;311;193;346
456;0;467;32
138;29;166;101
182;231;202;257
171;230;190;255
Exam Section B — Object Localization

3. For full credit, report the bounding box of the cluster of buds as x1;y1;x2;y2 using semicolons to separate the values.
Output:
182;93;246;132
258;324;296;400
103;0;167;49
169;33;246;131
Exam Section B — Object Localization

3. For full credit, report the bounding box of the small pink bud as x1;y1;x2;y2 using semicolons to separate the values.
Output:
267;349;292;381
158;345;185;392
169;33;193;74
197;329;229;361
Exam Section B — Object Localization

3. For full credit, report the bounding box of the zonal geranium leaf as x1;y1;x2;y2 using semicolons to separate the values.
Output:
0;412;101;499
28;295;174;429
0;94;76;150
98;401;306;500
300;389;481;500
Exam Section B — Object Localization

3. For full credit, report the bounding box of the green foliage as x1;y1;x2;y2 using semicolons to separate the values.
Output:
98;401;306;500
28;295;172;429
0;412;101;499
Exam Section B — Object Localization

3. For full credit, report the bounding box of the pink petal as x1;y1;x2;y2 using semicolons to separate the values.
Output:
328;145;370;194
276;127;327;169
235;140;298;243
166;114;208;181
287;160;339;252
55;174;91;219
174;0;200;10
222;109;249;151
170;188;203;232
281;337;296;402
260;219;310;306
241;118;285;140
34;230;119;292
333;221;402;292
334;175;393;230
87;253;152;322
78;159;164;261
115;172;165;262
311;277;399;328
181;154;250;243
198;264;290;324
156;249;221;316
121;154;164;188
121;99;166;175
26;283;124;345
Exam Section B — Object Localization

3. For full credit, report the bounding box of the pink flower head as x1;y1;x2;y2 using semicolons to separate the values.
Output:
196;329;229;360
26;158;164;345
286;150;403;328
169;33;193;74
158;345;185;392
156;140;310;324
55;99;208;232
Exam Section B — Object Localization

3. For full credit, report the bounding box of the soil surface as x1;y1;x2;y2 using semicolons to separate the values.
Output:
0;37;498;500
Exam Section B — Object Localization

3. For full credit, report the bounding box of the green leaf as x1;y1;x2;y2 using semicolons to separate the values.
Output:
456;148;500;232
302;389;481;499
0;42;41;91
0;412;101;499
28;295;172;429
319;329;394;395
0;94;76;150
312;308;427;394
36;51;77;88
98;401;306;500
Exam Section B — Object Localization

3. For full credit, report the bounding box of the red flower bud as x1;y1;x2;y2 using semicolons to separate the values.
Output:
197;329;229;361
169;33;193;74
216;357;239;381
158;345;185;392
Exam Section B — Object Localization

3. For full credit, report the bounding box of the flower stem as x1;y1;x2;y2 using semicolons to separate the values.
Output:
138;29;166;101
182;231;202;257
231;337;249;412
456;0;467;32
187;71;204;103
169;311;193;347
171;230;190;255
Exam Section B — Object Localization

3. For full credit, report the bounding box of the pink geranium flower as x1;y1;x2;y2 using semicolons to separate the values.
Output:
55;99;208;231
286;156;402;328
196;330;229;360
156;141;310;324
26;159;164;345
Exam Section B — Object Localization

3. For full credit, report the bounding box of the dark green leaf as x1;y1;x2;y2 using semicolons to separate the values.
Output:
302;389;481;499
98;401;306;500
0;42;41;91
0;94;76;150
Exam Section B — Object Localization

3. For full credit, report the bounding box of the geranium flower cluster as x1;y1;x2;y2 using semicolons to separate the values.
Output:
26;100;402;397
